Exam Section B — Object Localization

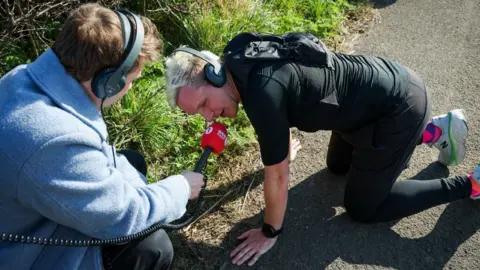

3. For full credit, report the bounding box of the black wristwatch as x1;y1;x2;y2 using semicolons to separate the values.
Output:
262;223;283;238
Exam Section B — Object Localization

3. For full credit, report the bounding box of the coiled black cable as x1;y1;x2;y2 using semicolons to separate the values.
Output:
1;147;213;247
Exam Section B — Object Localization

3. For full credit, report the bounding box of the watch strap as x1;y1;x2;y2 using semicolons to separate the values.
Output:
262;223;283;238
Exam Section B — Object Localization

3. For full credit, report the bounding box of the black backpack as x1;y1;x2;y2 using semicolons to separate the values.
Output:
222;32;334;91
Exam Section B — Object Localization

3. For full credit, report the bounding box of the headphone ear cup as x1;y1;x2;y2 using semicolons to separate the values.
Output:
116;76;127;92
92;67;125;99
204;63;227;87
92;69;110;99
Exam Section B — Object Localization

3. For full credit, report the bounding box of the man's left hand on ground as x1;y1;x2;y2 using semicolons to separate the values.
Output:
230;228;278;266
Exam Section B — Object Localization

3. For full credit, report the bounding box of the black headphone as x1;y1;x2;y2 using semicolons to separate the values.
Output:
173;47;227;87
92;9;144;99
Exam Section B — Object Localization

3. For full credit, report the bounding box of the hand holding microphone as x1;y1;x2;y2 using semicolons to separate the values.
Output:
182;171;204;200
183;122;228;200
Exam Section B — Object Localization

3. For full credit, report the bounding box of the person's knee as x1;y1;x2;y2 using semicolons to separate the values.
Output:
343;192;376;223
326;159;350;175
136;230;174;269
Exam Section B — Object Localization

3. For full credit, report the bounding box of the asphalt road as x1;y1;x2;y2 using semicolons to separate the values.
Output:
213;0;480;269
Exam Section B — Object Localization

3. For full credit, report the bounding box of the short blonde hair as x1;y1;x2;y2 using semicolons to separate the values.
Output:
164;48;221;108
52;3;163;82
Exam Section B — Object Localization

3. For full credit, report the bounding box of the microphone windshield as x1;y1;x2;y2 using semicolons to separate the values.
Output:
201;122;228;154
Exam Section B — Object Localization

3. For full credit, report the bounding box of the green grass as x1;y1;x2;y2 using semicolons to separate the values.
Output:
268;0;352;37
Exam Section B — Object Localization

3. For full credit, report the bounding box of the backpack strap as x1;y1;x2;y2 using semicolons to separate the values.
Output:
222;32;334;92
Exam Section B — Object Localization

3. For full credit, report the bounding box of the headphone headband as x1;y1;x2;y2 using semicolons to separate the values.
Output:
92;9;144;99
172;47;227;87
173;47;223;75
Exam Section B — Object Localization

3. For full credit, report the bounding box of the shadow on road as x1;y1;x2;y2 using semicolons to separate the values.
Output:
182;162;480;270
368;0;398;9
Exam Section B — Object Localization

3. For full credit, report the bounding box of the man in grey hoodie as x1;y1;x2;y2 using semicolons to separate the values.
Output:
0;3;203;270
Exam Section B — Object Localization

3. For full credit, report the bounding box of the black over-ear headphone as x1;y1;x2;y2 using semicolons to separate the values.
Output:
173;47;227;87
92;9;144;99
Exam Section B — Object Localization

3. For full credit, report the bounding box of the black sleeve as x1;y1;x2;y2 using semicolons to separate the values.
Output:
242;65;292;166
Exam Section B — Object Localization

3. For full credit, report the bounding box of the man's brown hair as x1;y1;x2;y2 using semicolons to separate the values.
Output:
52;3;163;82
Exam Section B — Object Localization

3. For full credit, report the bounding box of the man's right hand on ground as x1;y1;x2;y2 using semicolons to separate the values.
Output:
182;170;205;200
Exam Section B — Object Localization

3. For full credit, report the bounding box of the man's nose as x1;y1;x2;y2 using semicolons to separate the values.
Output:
201;109;214;122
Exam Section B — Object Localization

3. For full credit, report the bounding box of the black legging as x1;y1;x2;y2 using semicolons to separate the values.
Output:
327;67;471;223
327;131;471;223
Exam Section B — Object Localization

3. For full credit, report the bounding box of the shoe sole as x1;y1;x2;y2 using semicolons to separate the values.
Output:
446;109;468;166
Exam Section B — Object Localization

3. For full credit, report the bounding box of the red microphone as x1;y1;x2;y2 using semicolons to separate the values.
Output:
194;122;228;172
161;122;228;230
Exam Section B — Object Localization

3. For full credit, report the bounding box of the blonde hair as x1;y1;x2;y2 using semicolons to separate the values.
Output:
164;47;221;108
52;3;163;82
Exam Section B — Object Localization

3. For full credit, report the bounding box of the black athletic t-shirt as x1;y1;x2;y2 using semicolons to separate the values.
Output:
228;52;410;166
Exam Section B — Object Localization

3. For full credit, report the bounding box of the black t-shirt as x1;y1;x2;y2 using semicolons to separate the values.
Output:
227;52;410;166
